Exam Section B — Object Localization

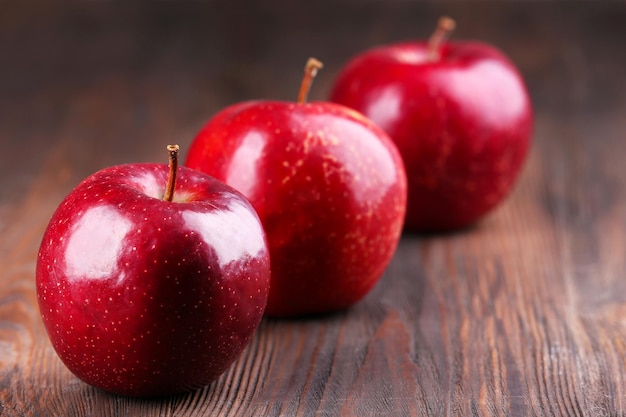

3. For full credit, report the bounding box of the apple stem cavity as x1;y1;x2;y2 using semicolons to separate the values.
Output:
427;16;456;62
297;57;324;104
164;144;180;202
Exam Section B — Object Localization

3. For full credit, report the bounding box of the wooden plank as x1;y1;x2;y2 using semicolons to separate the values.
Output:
1;2;625;416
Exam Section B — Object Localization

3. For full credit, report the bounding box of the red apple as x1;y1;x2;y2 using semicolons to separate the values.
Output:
186;59;407;317
329;17;533;231
36;145;270;397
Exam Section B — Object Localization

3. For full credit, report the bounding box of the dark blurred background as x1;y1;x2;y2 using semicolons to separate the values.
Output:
0;1;624;208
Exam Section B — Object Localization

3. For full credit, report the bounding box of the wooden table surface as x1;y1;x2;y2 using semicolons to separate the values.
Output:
1;2;625;416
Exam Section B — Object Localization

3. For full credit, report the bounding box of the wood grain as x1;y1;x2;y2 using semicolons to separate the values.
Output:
1;2;626;416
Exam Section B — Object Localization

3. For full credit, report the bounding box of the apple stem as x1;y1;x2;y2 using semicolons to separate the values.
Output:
164;144;179;202
297;57;324;104
427;16;456;62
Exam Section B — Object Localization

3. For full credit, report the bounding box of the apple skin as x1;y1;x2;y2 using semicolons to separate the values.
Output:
329;41;533;231
36;163;270;397
185;101;407;317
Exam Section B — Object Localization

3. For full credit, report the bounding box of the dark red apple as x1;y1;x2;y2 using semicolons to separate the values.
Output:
36;145;270;397
186;59;407;317
329;17;533;231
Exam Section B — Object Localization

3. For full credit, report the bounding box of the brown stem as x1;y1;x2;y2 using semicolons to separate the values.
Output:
427;16;456;62
164;144;179;202
297;57;324;103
